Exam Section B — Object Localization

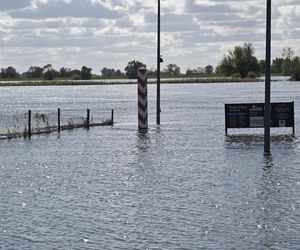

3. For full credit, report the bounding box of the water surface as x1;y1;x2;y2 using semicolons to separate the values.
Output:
1;82;299;249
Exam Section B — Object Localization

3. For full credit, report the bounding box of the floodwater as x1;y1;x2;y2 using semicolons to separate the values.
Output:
0;82;299;249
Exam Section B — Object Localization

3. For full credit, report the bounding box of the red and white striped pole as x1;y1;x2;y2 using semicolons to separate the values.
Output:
138;67;148;129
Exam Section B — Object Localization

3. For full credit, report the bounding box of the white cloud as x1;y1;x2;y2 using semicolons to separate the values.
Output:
0;0;32;11
0;0;299;73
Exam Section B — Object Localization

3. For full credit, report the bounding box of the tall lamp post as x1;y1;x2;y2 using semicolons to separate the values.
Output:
157;0;161;125
264;0;271;154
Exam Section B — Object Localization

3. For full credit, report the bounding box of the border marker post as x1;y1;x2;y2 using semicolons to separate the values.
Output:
138;68;148;129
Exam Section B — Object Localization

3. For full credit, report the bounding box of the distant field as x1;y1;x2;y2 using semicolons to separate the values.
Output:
0;74;292;87
0;78;259;87
0;77;260;87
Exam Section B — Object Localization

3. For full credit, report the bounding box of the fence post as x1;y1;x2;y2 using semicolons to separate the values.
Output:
292;101;295;135
138;67;148;129
225;104;228;135
86;109;90;129
28;110;31;137
111;109;114;125
58;108;61;133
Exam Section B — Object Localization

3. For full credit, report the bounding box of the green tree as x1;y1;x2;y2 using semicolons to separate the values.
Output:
80;66;92;80
186;69;194;75
101;67;114;77
271;57;284;74
214;65;222;75
42;64;57;80
115;69;122;76
218;43;259;78
25;66;43;78
258;60;265;74
282;47;294;76
280;47;300;81
0;66;19;78
124;60;146;79
205;65;214;75
59;67;71;78
217;56;234;76
71;69;81;75
186;67;204;75
290;56;300;81
164;64;180;75
0;68;5;78
70;69;81;80
101;67;122;77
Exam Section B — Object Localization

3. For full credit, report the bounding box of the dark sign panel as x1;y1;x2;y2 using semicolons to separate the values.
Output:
225;102;294;133
271;102;294;128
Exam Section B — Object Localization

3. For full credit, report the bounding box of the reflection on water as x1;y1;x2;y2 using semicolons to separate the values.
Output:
0;83;300;249
257;156;283;249
263;153;274;168
135;129;151;152
225;134;295;143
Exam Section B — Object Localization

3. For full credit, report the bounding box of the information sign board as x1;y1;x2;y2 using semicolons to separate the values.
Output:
225;102;294;134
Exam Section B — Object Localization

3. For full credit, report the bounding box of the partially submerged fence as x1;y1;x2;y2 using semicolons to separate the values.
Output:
0;109;114;139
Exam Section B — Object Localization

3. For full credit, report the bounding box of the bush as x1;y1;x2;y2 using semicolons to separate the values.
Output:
291;66;300;81
290;57;300;81
231;73;241;78
72;74;81;80
43;70;54;80
80;66;92;80
247;71;257;79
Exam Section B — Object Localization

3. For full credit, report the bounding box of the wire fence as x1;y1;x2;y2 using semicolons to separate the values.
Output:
0;109;113;140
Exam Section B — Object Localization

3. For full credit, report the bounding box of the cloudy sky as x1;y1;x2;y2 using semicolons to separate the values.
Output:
0;0;300;74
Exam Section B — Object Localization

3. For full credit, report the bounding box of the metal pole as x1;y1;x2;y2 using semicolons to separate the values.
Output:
156;0;161;125
264;0;271;154
292;102;295;135
87;109;90;129
225;105;228;136
111;109;114;125
28;110;31;137
58;108;61;133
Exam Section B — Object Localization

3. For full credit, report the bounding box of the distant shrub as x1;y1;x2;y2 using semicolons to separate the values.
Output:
247;71;257;79
43;70;54;80
290;57;300;81
231;73;241;79
291;67;300;81
72;74;81;80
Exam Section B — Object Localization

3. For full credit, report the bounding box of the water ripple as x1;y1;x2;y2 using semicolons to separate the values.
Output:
1;83;300;249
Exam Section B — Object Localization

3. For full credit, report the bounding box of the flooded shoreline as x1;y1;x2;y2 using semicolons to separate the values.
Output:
1;82;299;249
0;77;266;87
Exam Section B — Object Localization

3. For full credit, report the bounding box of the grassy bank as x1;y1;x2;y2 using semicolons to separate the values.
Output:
0;77;259;87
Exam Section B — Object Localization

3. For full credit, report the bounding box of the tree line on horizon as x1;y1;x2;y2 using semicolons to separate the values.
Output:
0;61;212;80
0;64;93;81
217;43;300;81
1;44;299;81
